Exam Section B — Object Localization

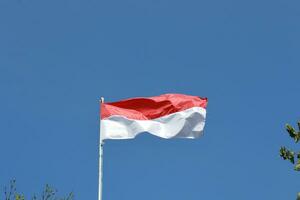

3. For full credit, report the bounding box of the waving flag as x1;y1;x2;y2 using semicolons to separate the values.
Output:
100;94;208;140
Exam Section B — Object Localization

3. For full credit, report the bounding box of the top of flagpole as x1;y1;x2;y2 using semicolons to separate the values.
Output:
100;97;104;104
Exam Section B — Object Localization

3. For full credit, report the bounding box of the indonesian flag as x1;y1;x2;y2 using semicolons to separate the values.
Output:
100;94;208;140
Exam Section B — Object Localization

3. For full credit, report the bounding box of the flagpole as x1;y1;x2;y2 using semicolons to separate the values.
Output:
98;97;105;200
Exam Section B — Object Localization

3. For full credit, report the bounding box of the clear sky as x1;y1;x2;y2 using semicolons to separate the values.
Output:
0;0;300;199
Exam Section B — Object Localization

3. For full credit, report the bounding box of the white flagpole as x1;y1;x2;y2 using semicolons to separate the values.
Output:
98;97;105;200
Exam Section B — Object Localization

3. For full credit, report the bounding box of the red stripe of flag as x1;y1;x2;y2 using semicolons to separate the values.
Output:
101;93;208;120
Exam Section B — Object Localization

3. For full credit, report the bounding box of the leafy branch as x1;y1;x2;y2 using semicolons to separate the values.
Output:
279;121;300;171
2;180;73;200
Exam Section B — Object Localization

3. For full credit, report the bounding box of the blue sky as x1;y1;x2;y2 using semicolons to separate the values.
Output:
0;0;300;199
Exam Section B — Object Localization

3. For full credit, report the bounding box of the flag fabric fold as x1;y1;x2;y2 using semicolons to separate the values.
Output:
100;94;208;140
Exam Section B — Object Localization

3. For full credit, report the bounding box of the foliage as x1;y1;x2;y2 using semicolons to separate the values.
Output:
279;121;300;171
2;180;73;200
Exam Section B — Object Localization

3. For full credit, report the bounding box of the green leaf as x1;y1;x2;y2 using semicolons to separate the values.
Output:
15;194;25;200
288;151;295;164
295;160;300;171
279;147;295;164
290;156;295;164
286;124;296;137
279;147;287;159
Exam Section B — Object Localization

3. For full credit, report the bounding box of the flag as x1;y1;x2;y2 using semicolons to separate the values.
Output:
100;93;208;140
